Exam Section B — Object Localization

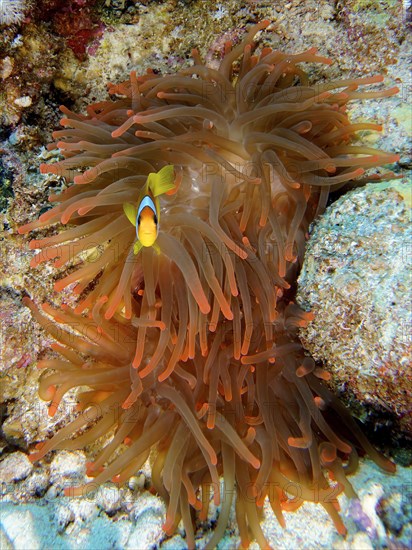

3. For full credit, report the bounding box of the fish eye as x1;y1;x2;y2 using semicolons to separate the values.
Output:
137;216;141;226
154;214;158;225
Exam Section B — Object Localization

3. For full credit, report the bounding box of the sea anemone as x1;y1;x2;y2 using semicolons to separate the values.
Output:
24;296;395;548
21;20;398;549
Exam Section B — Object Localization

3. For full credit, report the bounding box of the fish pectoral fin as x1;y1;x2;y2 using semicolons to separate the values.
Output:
123;203;138;226
133;241;143;255
148;165;176;197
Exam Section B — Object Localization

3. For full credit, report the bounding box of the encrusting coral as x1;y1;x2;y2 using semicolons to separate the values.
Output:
19;20;399;549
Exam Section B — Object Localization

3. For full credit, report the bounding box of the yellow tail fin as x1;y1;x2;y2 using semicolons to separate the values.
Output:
147;165;175;197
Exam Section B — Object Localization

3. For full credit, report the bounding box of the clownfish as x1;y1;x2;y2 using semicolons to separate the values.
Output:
123;165;175;255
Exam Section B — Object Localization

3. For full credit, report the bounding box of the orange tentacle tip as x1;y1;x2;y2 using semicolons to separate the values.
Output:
206;417;215;430
335;521;347;536
288;436;310;449
85;462;104;476
44;384;56;400
256;494;266;508
28;239;39;249
22;297;32;308
314;396;326;410
386;460;397;474
28;452;42;463
314;367;331;381
48;402;59;417
162;516;176;535
320;446;337;463
39;163;51;174
30;256;42;267
192;499;202;511
63;487;77;497
85;461;95;474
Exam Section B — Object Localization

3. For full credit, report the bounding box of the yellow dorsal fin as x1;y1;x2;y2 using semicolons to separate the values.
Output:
123;203;138;226
147;165;175;197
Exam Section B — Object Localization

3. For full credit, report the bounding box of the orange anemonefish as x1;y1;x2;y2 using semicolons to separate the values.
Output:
123;165;176;255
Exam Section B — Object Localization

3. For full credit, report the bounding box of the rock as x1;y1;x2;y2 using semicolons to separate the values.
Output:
95;484;123;516
0;56;14;80
162;534;188;548
298;178;412;434
13;96;32;108
0;527;13;550
126;492;165;549
20;470;50;498
126;510;164;549
67;498;100;523
127;473;145;491
0;505;54;549
377;486;412;546
333;531;374;550
0;451;33;483
53;503;75;534
129;491;165;521
49;450;86;485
